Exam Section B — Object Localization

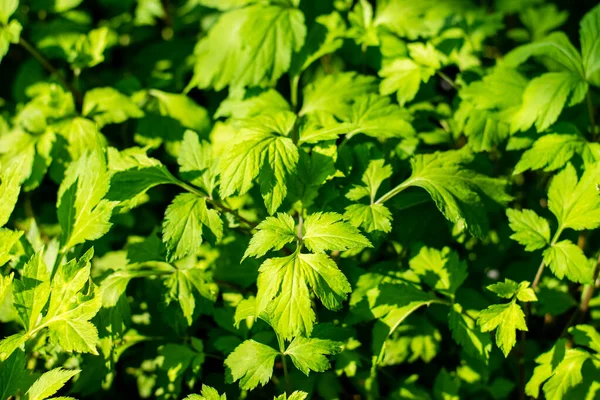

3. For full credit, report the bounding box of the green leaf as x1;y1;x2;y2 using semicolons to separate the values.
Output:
224;339;278;390
548;163;600;231
478;301;527;357
400;150;512;238
520;5;568;41
510;72;587;133
302;212;372;253
42;249;103;354
379;59;430;107
219;111;299;214
448;303;491;360
503;32;584;76
284;336;341;375
0;161;23;227
569;325;600;353
433;369;460;400
26;368;80;400
177;130;217;195
257;252;351;339
299;72;377;119
274;391;308;400
0;19;20;64
543;240;594;284
243;213;296;260
0;0;18;24
106;157;180;204
184;384;227;400
164;265;218;325
189;3;306;90
506;209;551;251
13;251;51;331
82;87;143;127
0;350;29;400
344;203;392;233
580;4;600;86
57;149;115;250
162;193;223;262
409;247;467;296
345;94;415;139
513;131;587;175
147;89;211;135
487;279;537;302
543;350;591;400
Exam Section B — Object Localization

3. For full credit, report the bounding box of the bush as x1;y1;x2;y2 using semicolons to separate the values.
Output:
1;0;599;399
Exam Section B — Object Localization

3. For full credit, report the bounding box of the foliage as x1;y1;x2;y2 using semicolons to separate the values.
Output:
0;0;599;399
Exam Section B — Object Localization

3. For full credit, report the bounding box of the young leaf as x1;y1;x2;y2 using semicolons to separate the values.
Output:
344;203;393;233
0;229;21;266
224;339;278;390
0;161;23;227
257;252;351;339
284;337;341;375
506;209;551;251
409;247;467;296
185;384;227;400
57;149;115;250
580;4;600;86
302;212;372;253
487;279;537;302
82;87;143;127
513;131;587;175
243;213;296;260
299;72;378;119
540;349;591;400
569;325;600;353
177;130;217;195
478;301;527;357
548;163;600;231
219;111;299;214
448;304;491;360
399;150;512;237
26;368;80;400
162;193;223;262
345;94;415;139
12;251;51;331
189;3;306;90
543;240;593;284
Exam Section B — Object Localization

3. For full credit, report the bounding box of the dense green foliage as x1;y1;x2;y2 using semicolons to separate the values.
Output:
1;0;600;399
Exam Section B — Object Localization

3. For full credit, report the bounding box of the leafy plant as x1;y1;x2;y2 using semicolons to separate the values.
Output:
0;0;599;399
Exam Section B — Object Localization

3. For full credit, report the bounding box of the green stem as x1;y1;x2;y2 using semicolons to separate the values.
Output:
374;179;414;205
18;37;82;103
531;226;563;290
276;332;291;394
437;71;459;90
290;75;300;111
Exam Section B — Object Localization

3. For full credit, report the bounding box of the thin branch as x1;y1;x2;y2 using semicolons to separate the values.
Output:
588;90;597;141
18;37;83;103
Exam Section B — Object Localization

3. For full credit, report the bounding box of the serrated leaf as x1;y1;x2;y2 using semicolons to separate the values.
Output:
0;161;23;227
13;251;51;331
284;336;341;375
162;193;223;262
164;265;218;325
177;130;217;195
569;325;600;353
302;212;372;253
345;94;415;139
506;209;551;251
487;279;537;302
185;384;227;400
543;350;591;400
513;132;586;175
106;160;180;204
0;19;21;64
409;247;467;296
344;203;392;233
82;87;143;127
548;162;600;231
478;301;527;357
257;252;351;339
190;4;305;90
580;4;600;86
510;72;587;133
543;240;594;284
400;150;512;238
219;111;299;214
448;304;491;360
26;368;80;400
379;59;430;107
243;213;296;260
0;228;22;266
57;149;115;250
0;350;29;400
224;339;278;390
299;72;378;119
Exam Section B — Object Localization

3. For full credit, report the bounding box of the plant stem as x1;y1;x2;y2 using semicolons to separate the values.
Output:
276;332;291;394
531;227;563;290
290;75;300;111
374;179;413;205
176;181;257;229
437;71;459;90
18;37;83;103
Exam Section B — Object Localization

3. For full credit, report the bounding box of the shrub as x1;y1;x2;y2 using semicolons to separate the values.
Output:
0;0;599;399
